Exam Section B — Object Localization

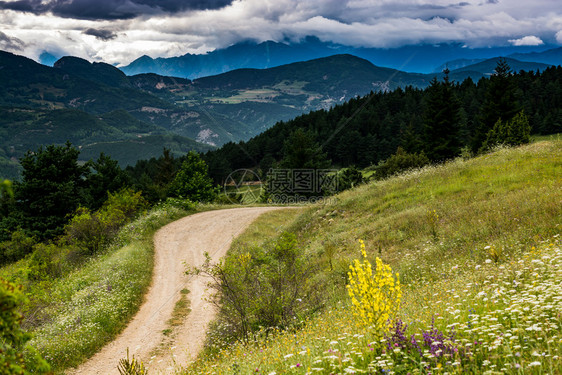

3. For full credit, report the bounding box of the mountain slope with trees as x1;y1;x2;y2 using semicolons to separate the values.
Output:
196;62;561;184
1;50;559;180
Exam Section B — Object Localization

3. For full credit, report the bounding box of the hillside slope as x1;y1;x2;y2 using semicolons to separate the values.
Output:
185;140;562;374
509;47;562;66
448;56;552;81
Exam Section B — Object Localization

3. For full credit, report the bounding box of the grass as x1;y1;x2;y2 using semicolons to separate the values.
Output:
156;288;192;356
222;184;265;204
167;288;192;329
0;200;283;372
181;140;562;374
228;208;303;248
531;133;561;142
0;202;198;372
207;89;280;104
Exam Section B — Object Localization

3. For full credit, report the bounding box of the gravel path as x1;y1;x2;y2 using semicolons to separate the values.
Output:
68;206;285;374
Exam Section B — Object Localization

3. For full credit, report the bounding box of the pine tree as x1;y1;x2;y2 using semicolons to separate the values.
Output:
473;58;521;152
422;71;463;162
15;142;88;240
84;153;130;210
481;110;531;150
280;128;330;169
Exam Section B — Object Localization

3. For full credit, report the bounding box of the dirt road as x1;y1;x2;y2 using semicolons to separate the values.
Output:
68;206;286;374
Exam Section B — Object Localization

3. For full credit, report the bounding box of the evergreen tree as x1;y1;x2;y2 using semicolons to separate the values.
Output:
473;59;521;152
422;71;463;162
280;128;330;169
15;142;88;240
168;151;218;202
482;110;531;150
401;120;423;154
154;148;178;186
84;153;130;210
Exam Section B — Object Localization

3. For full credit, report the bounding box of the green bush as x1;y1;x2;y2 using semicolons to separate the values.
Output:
0;278;51;374
27;243;73;281
482;110;531;151
0;230;36;264
375;147;430;179
0;179;13;198
156;197;196;212
64;189;148;255
338;166;364;191
168;151;219;202
194;232;322;343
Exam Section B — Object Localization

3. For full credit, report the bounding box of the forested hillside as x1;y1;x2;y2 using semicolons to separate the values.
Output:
196;63;561;184
1;50;558;181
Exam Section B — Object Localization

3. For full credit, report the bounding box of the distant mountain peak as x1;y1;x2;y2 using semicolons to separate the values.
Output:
54;55;91;68
54;55;130;88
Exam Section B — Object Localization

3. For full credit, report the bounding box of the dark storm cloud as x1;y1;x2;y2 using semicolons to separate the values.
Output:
0;31;25;50
83;28;117;40
0;0;233;20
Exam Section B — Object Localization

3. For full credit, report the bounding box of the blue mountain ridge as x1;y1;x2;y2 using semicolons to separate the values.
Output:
117;37;559;78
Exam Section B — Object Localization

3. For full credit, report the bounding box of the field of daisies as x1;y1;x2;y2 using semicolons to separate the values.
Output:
182;140;561;375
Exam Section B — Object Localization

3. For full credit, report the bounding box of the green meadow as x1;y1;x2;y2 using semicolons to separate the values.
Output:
183;140;561;374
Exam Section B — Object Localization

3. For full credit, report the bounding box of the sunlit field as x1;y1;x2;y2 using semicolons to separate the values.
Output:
183;141;561;374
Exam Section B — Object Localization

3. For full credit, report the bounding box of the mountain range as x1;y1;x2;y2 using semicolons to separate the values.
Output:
118;38;561;79
1;46;559;179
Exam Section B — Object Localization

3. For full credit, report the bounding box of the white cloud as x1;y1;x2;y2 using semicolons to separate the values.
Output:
1;0;561;65
509;35;544;46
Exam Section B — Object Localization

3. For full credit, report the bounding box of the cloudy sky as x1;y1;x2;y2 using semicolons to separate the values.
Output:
0;0;561;65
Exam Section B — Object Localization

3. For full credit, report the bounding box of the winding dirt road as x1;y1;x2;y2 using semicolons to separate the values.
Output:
68;206;286;374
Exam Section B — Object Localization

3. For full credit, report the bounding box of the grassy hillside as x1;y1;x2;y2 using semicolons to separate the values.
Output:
0;201;200;372
183;140;561;374
0;107;214;177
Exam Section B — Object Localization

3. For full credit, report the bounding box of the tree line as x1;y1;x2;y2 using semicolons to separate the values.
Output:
1;61;559;259
194;61;559;184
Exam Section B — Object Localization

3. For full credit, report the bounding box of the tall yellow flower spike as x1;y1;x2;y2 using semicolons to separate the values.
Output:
346;239;401;335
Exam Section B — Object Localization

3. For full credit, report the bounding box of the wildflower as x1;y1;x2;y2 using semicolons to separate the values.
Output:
347;240;401;333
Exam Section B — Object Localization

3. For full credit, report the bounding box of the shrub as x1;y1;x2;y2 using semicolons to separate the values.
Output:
0;179;13;198
375;147;430;180
0;230;36;264
346;240;401;335
64;189;148;255
338;166;364;191
194;232;322;342
0;278;51;374
27;243;71;281
482;110;531;151
156;197;196;212
168;151;219;202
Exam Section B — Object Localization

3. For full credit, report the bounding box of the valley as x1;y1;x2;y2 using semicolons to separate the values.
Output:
1;0;562;372
0;38;560;375
1;48;558;179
